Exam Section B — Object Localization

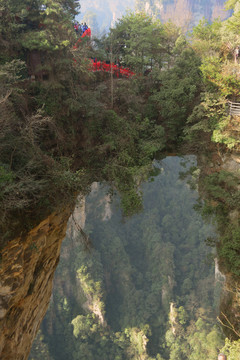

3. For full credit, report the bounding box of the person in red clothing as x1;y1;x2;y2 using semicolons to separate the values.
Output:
97;60;101;71
74;21;78;33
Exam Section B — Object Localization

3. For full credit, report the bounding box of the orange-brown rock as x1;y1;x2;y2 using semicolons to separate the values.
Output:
0;206;73;360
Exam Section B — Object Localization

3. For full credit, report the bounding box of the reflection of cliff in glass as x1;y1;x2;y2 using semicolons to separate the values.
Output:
30;156;227;359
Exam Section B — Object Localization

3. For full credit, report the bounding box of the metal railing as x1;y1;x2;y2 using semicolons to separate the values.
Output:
229;101;240;116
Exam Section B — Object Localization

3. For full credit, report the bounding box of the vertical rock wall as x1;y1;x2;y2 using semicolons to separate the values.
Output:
197;149;240;339
0;206;73;360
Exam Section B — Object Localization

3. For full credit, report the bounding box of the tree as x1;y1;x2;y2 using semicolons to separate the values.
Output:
191;18;222;57
150;47;202;141
109;12;166;74
0;0;79;52
220;338;240;360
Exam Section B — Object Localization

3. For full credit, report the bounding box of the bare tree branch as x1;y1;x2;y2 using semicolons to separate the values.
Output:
217;312;240;338
0;90;12;104
72;214;92;251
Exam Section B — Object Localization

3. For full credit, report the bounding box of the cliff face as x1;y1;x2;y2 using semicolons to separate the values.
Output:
153;0;231;28
218;152;240;338
78;0;135;33
0;206;73;360
196;148;240;338
79;0;231;33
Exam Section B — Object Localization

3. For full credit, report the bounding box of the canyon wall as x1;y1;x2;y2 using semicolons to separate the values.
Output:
79;0;231;33
0;206;73;360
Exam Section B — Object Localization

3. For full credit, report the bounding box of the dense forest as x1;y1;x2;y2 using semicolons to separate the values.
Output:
1;0;240;359
30;157;225;360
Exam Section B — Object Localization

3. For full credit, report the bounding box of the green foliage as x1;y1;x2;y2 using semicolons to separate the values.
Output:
197;170;240;275
220;338;240;359
29;330;53;360
201;56;240;97
225;0;238;10
40;157;225;360
2;5;240;360
202;171;240;214
0;2;91;243
177;306;188;325
0;1;172;242
150;47;202;141
0;0;79;53
192;18;222;57
185;92;229;145
110;12;165;74
106;12;203;143
0;59;26;94
82;105;166;216
212;126;240;149
72;314;97;339
185;7;240;149
0;164;14;188
219;226;240;276
165;310;224;360
120;188;143;217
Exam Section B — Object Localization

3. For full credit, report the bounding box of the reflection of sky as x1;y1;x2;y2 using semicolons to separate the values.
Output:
76;0;135;34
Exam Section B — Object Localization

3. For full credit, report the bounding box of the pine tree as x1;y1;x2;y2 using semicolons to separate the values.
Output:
110;12;166;74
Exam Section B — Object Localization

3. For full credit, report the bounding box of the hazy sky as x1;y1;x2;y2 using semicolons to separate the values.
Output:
77;0;135;33
77;0;230;35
